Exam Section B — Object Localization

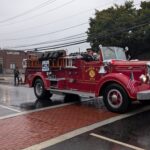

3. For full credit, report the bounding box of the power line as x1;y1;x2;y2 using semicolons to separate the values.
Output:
0;0;57;24
0;1;142;30
0;10;91;34
10;20;150;51
22;39;87;51
3;1;148;51
0;0;75;26
2;22;88;41
41;41;87;50
36;39;87;50
89;20;150;41
11;33;87;48
0;1;111;30
0;1;141;36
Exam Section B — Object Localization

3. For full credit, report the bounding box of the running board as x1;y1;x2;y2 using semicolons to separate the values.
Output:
49;89;95;98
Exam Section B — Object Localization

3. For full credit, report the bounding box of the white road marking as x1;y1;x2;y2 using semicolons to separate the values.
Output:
0;104;21;113
90;133;145;150
23;105;150;150
0;102;74;120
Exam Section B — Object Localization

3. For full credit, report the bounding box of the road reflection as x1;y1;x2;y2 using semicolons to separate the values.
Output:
20;98;64;110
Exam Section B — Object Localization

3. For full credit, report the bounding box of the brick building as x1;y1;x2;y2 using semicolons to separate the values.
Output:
0;49;40;74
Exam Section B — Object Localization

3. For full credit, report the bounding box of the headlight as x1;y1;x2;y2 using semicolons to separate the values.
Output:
139;74;147;83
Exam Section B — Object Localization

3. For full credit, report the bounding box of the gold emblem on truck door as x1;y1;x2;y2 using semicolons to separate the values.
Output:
89;69;95;78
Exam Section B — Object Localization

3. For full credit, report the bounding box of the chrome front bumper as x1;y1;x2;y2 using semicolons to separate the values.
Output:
137;90;150;100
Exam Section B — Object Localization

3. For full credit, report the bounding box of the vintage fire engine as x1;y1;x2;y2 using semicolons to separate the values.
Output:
23;46;150;113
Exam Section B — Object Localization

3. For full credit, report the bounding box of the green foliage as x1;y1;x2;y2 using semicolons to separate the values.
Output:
87;1;150;58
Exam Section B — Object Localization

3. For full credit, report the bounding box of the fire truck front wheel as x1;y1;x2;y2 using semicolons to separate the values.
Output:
103;83;131;113
34;79;52;99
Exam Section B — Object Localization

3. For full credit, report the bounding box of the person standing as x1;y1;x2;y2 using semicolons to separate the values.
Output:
14;66;20;86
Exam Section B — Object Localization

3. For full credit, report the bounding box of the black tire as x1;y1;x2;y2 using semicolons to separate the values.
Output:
64;94;81;103
45;90;53;99
34;78;52;99
103;83;131;113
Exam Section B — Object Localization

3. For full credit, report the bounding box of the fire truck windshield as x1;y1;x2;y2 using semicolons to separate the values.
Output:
101;47;127;61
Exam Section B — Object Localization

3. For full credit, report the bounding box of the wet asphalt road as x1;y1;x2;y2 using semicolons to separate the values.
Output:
0;84;64;116
0;84;36;107
44;110;150;150
0;84;103;116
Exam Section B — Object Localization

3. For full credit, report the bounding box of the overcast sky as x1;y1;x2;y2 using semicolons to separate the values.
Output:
0;0;146;53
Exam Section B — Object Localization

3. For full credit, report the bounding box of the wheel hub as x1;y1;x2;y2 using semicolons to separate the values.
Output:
107;89;123;108
111;94;118;103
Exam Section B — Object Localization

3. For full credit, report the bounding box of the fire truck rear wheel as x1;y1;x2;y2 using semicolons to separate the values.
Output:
34;78;52;99
103;83;130;113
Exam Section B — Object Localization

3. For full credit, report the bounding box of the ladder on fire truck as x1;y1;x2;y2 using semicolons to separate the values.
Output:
23;50;70;68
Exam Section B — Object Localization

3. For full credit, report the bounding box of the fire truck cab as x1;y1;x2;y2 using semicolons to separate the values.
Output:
24;46;150;113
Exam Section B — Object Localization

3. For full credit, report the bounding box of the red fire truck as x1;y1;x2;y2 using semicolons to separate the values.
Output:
23;46;150;113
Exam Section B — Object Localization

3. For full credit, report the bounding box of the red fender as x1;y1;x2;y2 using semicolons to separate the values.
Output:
95;73;138;99
30;72;50;90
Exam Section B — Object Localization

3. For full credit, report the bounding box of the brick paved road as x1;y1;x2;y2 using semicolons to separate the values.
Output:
0;104;117;150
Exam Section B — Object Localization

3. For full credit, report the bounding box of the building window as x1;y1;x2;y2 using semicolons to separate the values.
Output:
10;64;15;69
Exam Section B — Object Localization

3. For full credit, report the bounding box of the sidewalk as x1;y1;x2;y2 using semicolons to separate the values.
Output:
0;74;14;85
0;73;25;85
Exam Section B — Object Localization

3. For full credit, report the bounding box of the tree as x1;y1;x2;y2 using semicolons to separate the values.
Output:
87;1;150;58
